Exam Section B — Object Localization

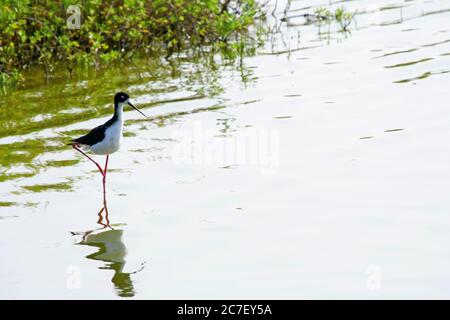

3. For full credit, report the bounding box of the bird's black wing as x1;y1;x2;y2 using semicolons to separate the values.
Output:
71;123;107;146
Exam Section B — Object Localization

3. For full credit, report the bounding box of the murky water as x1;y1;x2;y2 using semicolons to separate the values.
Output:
1;0;450;299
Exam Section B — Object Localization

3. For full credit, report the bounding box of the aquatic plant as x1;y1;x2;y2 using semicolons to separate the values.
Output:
313;6;354;31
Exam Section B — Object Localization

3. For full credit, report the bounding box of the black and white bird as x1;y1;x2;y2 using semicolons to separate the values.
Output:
69;92;147;193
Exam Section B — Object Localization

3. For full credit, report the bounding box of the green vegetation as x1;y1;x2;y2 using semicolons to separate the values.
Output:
22;182;73;192
0;201;17;207
314;6;354;31
45;159;80;167
384;58;434;69
0;0;264;85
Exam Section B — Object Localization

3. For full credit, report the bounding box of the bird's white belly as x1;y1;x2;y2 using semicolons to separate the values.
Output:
91;122;123;155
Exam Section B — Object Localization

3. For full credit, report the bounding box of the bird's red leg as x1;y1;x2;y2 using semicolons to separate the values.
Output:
102;155;109;201
104;155;109;180
104;201;111;228
72;144;104;176
97;206;106;228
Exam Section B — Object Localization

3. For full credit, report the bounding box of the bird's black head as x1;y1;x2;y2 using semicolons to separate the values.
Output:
113;91;148;118
114;92;130;104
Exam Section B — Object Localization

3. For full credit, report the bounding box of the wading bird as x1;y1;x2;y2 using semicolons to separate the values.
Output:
69;92;147;198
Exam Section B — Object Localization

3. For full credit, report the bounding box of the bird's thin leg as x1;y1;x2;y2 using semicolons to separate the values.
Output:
72;144;104;176
97;203;112;230
102;155;109;200
104;201;111;229
97;206;106;228
104;155;109;180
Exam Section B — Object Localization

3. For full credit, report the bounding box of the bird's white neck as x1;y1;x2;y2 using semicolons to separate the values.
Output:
114;102;125;122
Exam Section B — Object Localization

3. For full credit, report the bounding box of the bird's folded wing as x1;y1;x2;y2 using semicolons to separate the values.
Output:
72;124;106;146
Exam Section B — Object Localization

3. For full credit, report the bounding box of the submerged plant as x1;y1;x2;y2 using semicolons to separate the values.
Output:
334;6;354;31
313;6;354;31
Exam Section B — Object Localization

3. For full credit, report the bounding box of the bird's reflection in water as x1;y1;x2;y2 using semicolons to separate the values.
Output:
72;201;144;298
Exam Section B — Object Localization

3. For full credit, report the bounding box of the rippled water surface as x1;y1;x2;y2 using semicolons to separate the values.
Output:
1;0;450;299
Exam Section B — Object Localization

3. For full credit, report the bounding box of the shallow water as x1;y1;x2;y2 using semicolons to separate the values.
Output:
1;0;450;299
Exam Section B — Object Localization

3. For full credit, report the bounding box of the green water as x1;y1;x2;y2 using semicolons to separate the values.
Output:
0;52;230;191
1;0;450;299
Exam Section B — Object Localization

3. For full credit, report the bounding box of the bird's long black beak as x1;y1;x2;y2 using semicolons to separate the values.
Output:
128;101;148;118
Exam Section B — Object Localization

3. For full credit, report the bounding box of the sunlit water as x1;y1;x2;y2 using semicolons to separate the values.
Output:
1;0;450;299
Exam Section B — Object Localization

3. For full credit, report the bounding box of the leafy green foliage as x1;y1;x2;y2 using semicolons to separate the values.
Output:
0;0;263;84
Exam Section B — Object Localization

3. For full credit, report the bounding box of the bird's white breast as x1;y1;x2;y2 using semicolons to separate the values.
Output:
91;120;123;155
